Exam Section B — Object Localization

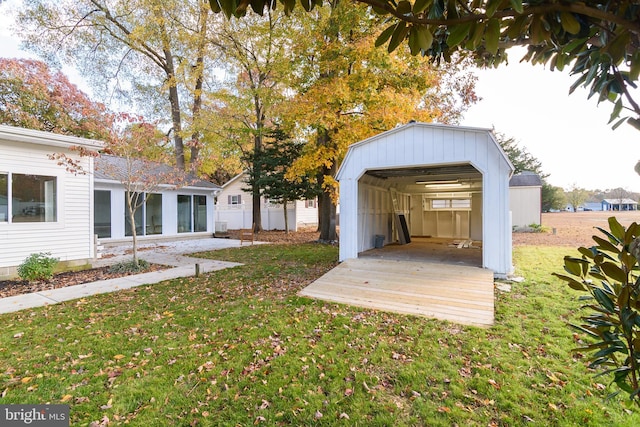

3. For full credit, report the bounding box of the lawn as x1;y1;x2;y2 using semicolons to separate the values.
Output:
1;243;639;426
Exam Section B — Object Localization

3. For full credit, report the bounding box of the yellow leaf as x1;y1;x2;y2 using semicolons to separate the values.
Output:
21;377;32;384
113;354;125;360
61;394;73;403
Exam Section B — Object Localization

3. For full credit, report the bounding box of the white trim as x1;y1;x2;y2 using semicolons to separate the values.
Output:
0;124;104;150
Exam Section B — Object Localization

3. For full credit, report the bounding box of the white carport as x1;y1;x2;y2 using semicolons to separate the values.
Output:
336;122;514;277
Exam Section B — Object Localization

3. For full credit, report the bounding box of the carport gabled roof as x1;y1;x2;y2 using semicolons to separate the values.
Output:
336;122;514;181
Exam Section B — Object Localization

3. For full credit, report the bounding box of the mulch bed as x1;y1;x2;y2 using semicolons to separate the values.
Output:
0;264;166;299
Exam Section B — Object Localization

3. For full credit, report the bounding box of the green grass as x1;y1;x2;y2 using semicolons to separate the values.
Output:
1;243;639;425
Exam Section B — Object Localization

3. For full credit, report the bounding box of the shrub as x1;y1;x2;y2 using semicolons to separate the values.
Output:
554;217;640;405
108;259;150;274
17;252;59;282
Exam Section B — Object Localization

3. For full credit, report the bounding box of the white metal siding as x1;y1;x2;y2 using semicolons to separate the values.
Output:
0;140;93;272
510;186;542;227
337;123;513;276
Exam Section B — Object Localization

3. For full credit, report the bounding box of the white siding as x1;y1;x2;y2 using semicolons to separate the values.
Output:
0;140;94;277
510;186;542;228
93;183;216;241
337;123;514;277
216;172;318;231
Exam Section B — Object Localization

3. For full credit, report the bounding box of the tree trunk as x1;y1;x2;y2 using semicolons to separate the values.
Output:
126;193;139;267
189;4;209;172
317;164;338;242
252;96;264;233
283;196;289;234
154;5;185;171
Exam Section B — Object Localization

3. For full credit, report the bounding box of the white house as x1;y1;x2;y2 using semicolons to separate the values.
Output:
509;171;542;228
337;122;514;277
93;155;220;242
0;125;103;279
215;172;318;231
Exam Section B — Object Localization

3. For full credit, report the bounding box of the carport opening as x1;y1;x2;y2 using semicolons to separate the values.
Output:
356;164;483;268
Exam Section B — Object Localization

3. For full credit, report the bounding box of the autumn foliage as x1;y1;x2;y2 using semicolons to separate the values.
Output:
0;58;111;139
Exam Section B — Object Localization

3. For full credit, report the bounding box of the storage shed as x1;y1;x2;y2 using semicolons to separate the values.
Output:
509;171;543;228
336;122;514;277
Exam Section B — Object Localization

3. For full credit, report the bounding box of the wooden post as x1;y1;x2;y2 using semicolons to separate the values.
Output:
195;263;200;277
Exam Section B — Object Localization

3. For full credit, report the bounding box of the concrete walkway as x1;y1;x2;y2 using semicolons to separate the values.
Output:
0;237;256;315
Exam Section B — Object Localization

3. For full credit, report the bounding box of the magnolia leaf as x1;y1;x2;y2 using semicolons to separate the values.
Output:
552;273;588;291
509;0;523;13
408;28;421;55
607;31;631;65
208;0;222;13
578;246;596;259
608;217;626;241
416;26;434;51
447;22;471;47
428;0;445;19
396;0;412;15
372;6;389;15
609;99;623;124
413;0;432;14
485;0;502;18
485;19;500;54
593;287;616;313
506;15;527;40
375;24;396;48
601;262;628;284
592;236;620;253
388;21;409;53
560;12;581;35
563;256;589;277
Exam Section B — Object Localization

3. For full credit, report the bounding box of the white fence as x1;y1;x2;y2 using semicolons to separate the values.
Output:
215;203;297;231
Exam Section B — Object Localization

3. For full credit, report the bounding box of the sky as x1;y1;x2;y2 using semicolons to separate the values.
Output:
1;0;639;192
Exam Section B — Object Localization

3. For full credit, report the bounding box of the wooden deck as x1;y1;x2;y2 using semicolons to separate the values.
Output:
299;258;495;327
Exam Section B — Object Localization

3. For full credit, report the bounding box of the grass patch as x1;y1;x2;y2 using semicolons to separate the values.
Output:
0;243;638;425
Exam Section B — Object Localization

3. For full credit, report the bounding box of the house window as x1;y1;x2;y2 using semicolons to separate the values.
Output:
94;190;111;238
146;193;163;235
305;199;317;208
177;194;192;233
194;195;207;232
177;195;208;233
431;199;450;209
12;174;57;222
228;194;241;205
0;173;7;222
451;199;471;209
124;192;163;236
125;192;144;237
431;198;471;210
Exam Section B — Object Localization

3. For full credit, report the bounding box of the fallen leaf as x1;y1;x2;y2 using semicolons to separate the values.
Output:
339;413;350;419
113;354;125;361
21;377;32;384
437;406;451;413
61;394;73;403
488;379;500;389
344;388;353;397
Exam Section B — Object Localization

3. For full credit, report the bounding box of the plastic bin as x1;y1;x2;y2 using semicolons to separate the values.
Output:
374;234;385;249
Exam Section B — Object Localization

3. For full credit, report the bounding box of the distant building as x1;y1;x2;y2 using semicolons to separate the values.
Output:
602;198;638;211
582;202;603;211
509;171;542;227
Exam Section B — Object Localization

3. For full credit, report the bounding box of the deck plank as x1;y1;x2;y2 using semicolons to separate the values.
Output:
299;259;495;327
